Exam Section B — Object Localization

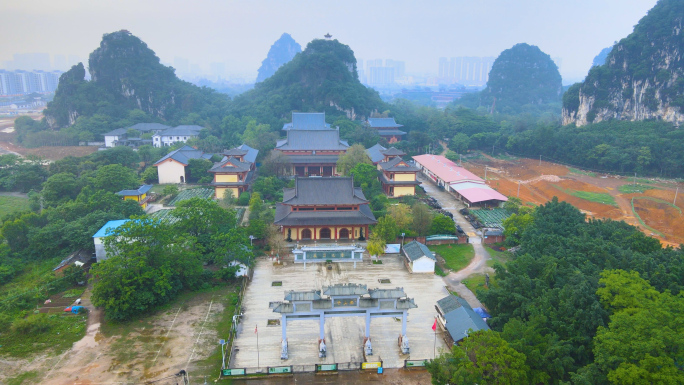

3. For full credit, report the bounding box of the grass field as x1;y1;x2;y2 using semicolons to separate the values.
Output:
429;244;475;272
462;273;497;295
0;195;30;221
618;183;658;194
568;167;597;178
553;185;618;207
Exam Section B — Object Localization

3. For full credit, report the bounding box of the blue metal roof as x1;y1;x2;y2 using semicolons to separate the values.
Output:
116;185;153;196
93;219;130;238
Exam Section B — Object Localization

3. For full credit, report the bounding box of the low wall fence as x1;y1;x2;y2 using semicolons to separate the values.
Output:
221;361;385;378
395;235;468;246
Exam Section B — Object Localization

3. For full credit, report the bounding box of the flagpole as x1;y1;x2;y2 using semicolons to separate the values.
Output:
256;324;260;370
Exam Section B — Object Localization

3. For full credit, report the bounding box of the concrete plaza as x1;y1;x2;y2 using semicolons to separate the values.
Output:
231;253;449;370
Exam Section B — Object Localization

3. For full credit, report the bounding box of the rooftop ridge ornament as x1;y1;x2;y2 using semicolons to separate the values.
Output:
324;33;332;39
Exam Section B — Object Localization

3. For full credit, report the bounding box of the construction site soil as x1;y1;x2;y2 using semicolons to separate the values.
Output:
465;154;684;246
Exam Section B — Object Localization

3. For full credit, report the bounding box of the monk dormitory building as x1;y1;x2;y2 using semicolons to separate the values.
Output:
274;177;377;241
367;144;420;197
208;144;259;200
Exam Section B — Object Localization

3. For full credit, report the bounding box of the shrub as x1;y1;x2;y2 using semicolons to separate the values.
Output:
11;313;51;334
237;192;251;206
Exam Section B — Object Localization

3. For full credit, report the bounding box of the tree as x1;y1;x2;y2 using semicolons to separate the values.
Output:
593;270;684;385
373;216;399;243
411;203;433;235
248;192;264;221
162;185;179;198
367;232;386;258
502;212;534;245
430;214;455;235
241;120;278;153
237;191;251;206
260;151;291;177
387;203;413;231
450;133;471;154
90;218;203;321
140;166;158;184
426;330;529;385
92;164;139;193
186;158;213;183
221;189;235;207
350;163;380;197
41;172;82;207
445;150;460;163
337;144;372;175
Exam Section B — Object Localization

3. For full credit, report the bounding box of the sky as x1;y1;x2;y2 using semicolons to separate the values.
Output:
0;0;659;84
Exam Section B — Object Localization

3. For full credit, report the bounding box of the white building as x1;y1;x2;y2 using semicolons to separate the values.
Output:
153;145;213;184
152;125;203;148
402;240;436;273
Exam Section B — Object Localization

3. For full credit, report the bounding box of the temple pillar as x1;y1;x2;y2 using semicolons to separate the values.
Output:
282;315;287;339
402;311;407;335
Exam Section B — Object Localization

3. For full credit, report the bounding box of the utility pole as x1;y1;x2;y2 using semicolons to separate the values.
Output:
517;180;521;198
634;172;637;186
459;153;462;166
675;186;679;205
539;155;542;166
484;166;487;181
492;144;495;156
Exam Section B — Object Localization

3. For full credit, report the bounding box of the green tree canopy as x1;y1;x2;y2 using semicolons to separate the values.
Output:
337;144;372;175
92;164;139;193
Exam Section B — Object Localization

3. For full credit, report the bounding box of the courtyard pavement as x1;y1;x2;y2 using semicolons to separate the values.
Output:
231;254;449;370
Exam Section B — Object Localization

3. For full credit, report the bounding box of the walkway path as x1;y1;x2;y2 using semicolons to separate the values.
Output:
418;176;494;308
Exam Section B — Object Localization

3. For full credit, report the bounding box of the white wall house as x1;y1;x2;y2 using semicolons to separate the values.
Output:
153;145;213;184
152;125;203;148
103;128;127;148
402;240;436;273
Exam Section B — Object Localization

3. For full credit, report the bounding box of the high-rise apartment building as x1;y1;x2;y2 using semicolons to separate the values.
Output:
0;70;62;95
437;56;495;86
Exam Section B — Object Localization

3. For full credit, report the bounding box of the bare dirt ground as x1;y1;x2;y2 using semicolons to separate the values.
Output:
0;115;99;161
1;288;231;385
465;153;684;246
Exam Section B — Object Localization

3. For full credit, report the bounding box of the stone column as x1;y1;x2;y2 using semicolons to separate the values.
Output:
402;311;407;335
282;315;287;339
365;311;371;338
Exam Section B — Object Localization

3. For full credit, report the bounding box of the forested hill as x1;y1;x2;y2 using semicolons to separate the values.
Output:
456;43;562;115
563;0;684;126
256;33;302;83
44;30;229;131
231;39;385;125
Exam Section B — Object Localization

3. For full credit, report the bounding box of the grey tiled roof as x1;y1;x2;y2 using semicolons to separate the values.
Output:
366;143;387;163
282;177;368;205
274;203;377;226
282;112;331;130
437;294;490;342
368;287;407;299
156;125;204;137
153;145;212;166
208;157;252;173
403;241;436;262
285;155;340;164
103;127;128;136
222;144;259;163
284;290;322;301
129;123;171;132
377;129;407;136
382;147;406;156
378;157;420;172
276;130;349;151
368;118;403;128
323;283;368;296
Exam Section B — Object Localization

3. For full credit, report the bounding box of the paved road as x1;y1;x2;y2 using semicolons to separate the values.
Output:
418;175;493;308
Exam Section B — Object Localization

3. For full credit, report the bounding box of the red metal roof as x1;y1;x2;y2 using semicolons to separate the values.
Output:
413;155;483;183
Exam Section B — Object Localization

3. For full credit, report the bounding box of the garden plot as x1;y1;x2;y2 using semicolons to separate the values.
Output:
168;188;214;206
470;208;511;230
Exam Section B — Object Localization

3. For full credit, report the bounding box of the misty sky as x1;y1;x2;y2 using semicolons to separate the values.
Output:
1;0;659;83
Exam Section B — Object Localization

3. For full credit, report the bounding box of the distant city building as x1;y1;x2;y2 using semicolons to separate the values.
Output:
362;59;406;86
438;56;495;86
0;70;62;95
